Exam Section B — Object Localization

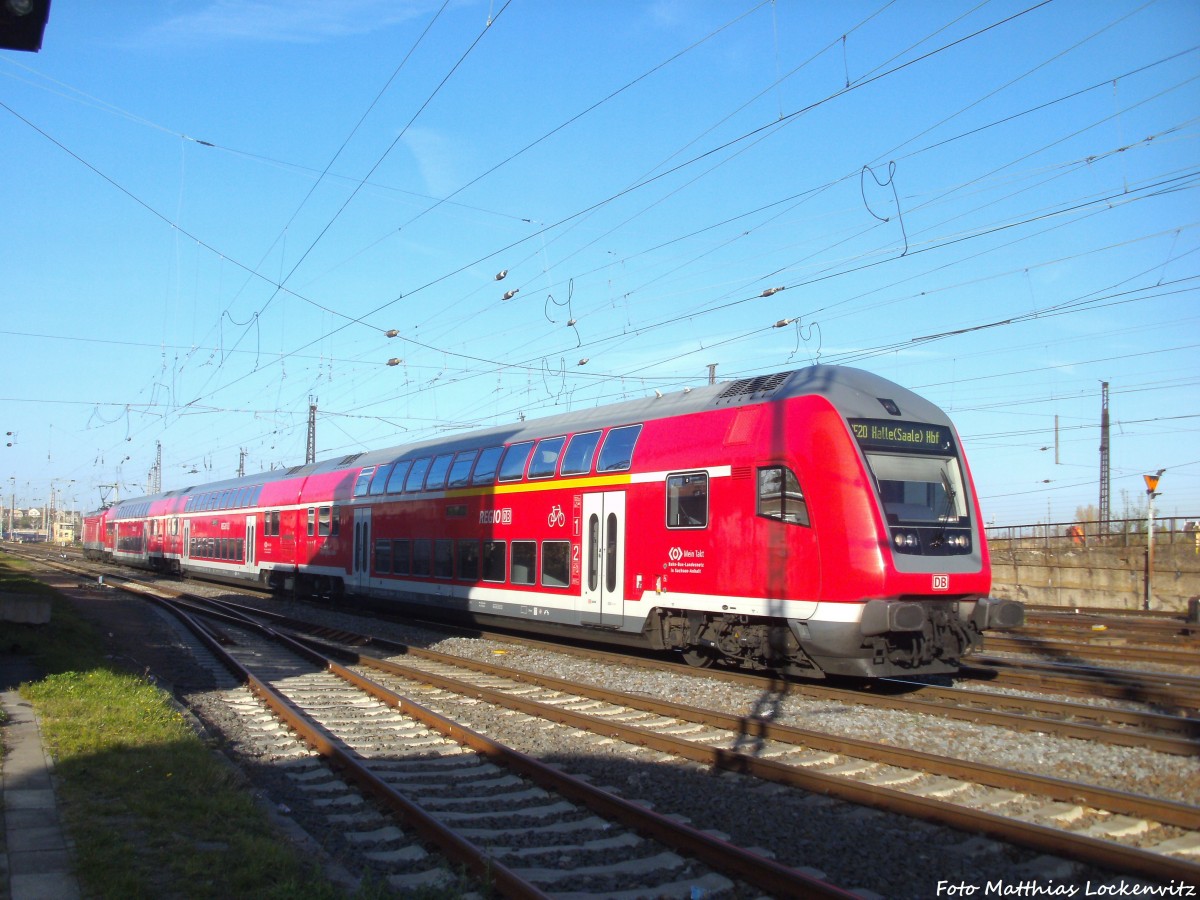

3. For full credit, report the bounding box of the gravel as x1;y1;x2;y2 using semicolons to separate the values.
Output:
58;577;1199;899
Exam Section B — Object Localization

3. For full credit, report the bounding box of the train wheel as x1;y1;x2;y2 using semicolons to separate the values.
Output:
681;647;717;668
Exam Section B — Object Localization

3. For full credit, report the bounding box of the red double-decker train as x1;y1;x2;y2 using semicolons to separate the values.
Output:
83;365;1022;678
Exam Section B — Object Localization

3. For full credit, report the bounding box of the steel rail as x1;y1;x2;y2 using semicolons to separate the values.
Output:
986;633;1200;666
324;642;1200;887
148;590;854;900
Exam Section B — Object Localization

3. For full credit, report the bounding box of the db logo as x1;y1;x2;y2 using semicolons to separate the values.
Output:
932;574;949;591
668;547;683;562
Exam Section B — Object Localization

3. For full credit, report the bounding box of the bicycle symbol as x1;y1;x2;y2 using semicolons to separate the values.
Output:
547;505;566;528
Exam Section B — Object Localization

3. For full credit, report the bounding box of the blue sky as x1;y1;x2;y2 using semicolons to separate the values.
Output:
2;0;1197;527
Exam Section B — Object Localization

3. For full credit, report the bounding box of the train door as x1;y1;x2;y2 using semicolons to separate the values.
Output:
351;508;372;593
183;520;190;562
245;516;256;568
581;491;626;626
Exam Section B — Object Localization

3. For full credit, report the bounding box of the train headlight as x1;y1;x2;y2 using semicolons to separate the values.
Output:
947;534;970;550
893;532;918;549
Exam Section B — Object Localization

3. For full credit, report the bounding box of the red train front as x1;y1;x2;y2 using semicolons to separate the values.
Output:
82;365;1023;679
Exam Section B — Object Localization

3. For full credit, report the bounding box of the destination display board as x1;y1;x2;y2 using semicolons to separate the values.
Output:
849;419;955;454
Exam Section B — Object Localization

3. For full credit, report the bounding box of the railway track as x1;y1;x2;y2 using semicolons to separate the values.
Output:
11;548;1200;894
120;579;856;898
178;589;1200;887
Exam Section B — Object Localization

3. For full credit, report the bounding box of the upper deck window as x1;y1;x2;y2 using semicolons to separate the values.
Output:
528;437;566;479
424;454;455;491
404;458;431;492
560;431;601;476
385;460;411;494
353;467;375;498
498;441;535;482
471;446;504;485
369;463;394;496
597;424;642;472
447;451;478;488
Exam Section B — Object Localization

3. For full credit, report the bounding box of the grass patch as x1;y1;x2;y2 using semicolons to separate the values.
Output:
24;669;349;899
0;554;365;898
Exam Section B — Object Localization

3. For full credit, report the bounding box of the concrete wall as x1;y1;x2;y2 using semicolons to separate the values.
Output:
988;540;1200;612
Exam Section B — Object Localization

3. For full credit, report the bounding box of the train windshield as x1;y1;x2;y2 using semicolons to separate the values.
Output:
865;452;968;525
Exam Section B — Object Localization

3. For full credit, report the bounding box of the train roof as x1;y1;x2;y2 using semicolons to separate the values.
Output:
98;364;948;511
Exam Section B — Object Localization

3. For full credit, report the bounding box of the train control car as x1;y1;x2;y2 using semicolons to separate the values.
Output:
82;365;1023;678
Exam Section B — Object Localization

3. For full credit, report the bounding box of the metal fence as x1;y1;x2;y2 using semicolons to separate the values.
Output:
985;516;1200;551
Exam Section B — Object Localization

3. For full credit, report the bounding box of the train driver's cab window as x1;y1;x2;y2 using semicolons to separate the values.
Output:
307;507;316;537
353;467;375;498
597;424;642;472
471;446;504;485
757;466;810;526
528;436;566;479
667;472;708;528
498;441;535;482
560;431;601;476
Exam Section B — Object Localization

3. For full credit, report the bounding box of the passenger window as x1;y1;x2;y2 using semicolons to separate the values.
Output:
597;424;642;472
757;466;810;526
353;467;375;498
471;446;504;485
424;454;455;491
498;441;535;482
369;463;394;496
393;540;411;576
511;541;536;585
374;538;392;573
433;539;453;578
541;541;570;587
456;540;480;580
385;461;411;493
560;431;602;475
447;451;477;488
667;472;708;529
412;539;432;576
528;436;566;479
481;541;506;582
404;458;431;492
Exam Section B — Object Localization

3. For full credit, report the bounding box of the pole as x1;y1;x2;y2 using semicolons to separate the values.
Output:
1143;469;1165;611
1145;490;1155;611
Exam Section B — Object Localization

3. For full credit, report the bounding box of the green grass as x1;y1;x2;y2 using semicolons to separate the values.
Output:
0;554;388;898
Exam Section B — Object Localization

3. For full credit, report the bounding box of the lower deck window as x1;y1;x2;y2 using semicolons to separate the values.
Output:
434;539;453;578
511;541;536;585
541;541;570;587
457;540;480;580
412;539;432;577
374;538;392;574
393;540;411;576
482;540;506;582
